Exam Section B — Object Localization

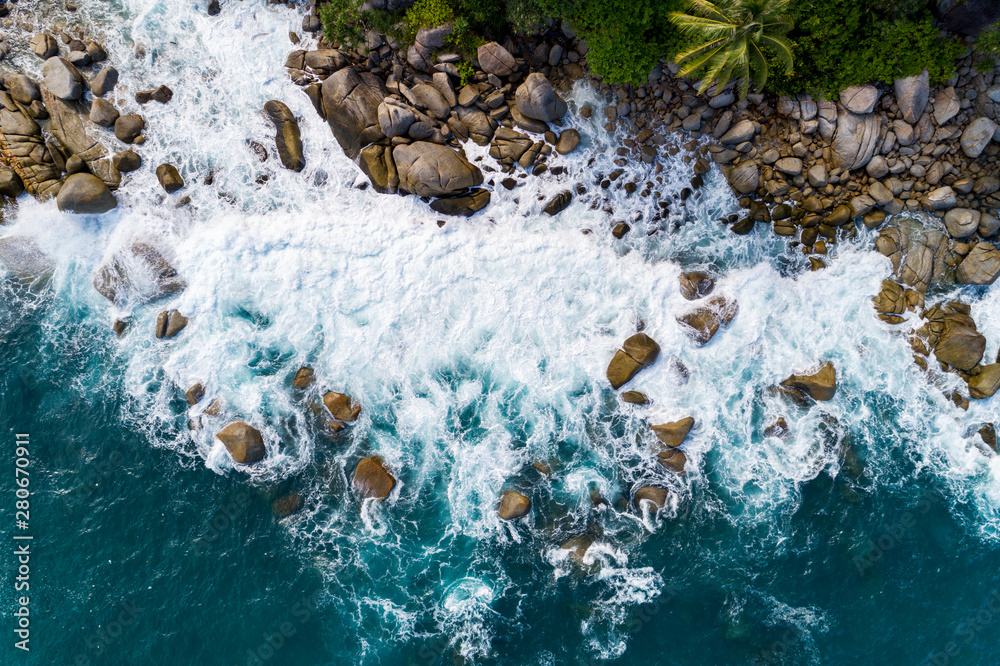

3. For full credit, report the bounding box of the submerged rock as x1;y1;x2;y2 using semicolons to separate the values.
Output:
216;421;267;464
657;448;687;474
633;486;669;510
678;272;714;300
497;490;531;520
0;236;54;285
272;492;303;517
353;455;396;500
780;362;837;401
293;366;315;389
676;296;738;345
93;241;185;306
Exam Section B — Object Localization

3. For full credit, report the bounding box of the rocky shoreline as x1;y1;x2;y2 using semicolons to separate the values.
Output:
0;1;998;533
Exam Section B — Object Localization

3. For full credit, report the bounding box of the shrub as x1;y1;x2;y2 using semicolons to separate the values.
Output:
318;0;369;48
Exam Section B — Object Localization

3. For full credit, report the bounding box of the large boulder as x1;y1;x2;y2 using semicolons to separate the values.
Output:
839;85;880;114
894;69;929;124
961;117;998;158
30;33;59;60
944;208;981;239
90;66;119;97
780;362;837;401
0;94;63;198
0;169;24;197
679;272;714;300
497;490;530;520
406;24;451;72
377;97;415;138
924;186;956;211
263;100;305;171
676;296;738;345
392;142;483;197
515;73;567;123
478;42;516;77
353;456;396;499
606;332;660;389
216;422;266;464
43;89;121;188
156;164;184;193
358;143;397;194
832;110;880;170
935;321;985;370
92;241;186;305
56;173;117;214
323;391;361;422
969;364;1000;400
410;83;450;120
726;161;758;194
651;416;694;448
41;57;83;100
956;243;1000;285
633;486;669;510
429;188;491;216
321;66;386;159
933;87;960;125
719;119;756;145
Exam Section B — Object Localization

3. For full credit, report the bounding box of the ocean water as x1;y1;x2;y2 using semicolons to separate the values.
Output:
3;1;1000;665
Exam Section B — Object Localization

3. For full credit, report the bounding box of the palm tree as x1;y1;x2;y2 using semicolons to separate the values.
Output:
669;0;794;99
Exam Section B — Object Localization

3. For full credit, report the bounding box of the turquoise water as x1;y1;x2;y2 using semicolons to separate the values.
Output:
3;1;1000;665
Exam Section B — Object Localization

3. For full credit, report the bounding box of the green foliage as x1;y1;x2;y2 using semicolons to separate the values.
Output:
536;0;688;86
402;0;455;42
975;22;1000;70
670;0;794;99
457;60;476;86
768;0;963;97
318;0;369;48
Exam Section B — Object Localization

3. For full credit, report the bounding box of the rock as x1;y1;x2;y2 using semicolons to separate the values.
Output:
272;492;303;516
980;214;1000;239
68;51;92;68
263;100;305;171
114;114;145;143
323;391;361;422
657;448;687;474
185;383;205;405
974;176;1000;196
555;129;580;155
825;204;853;226
429;188;491;217
935;322;985;370
155;311;168;339
93;241;185;305
165;310;188;338
866;156;889;179
894;69;929;124
497;490;530;520
764;418;789;438
301;15;320;32
90;66;118;97
969;364;1000;400
377;97;415;138
411;83;450;120
832;110;880;170
869;180;893;206
676;296;738;345
633;486;669;510
407;24;451;72
924;186;956;211
720;119;757;145
216;421;266;464
606;332;660;389
9;75;39;105
208;0;221;15
780;362;837;401
560;535;595;567
944;208;981;239
774;157;803;176
134;85;173;105
543;190;572;216
956;243;1000;285
41;57;83;100
352;456;396;500
622;391;647;404
873;279;906;315
41;89;121;189
112;150;141;173
727;161;758;195
933;87;960;125
0;169;24;197
961;117;998;158
293;366;314;389
113;319;128;337
839;85;880;114
358;144;396;194
304;49;350;73
89;98;119;127
87;40;107;62
679;272;714;300
515;73;567;123
651;416;694;448
56;173;117;214
807;164;828;188
321;66;386;159
0;236;54;284
477;41;516;77
156;164;184;193
30;34;58;59
392;142;483;197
